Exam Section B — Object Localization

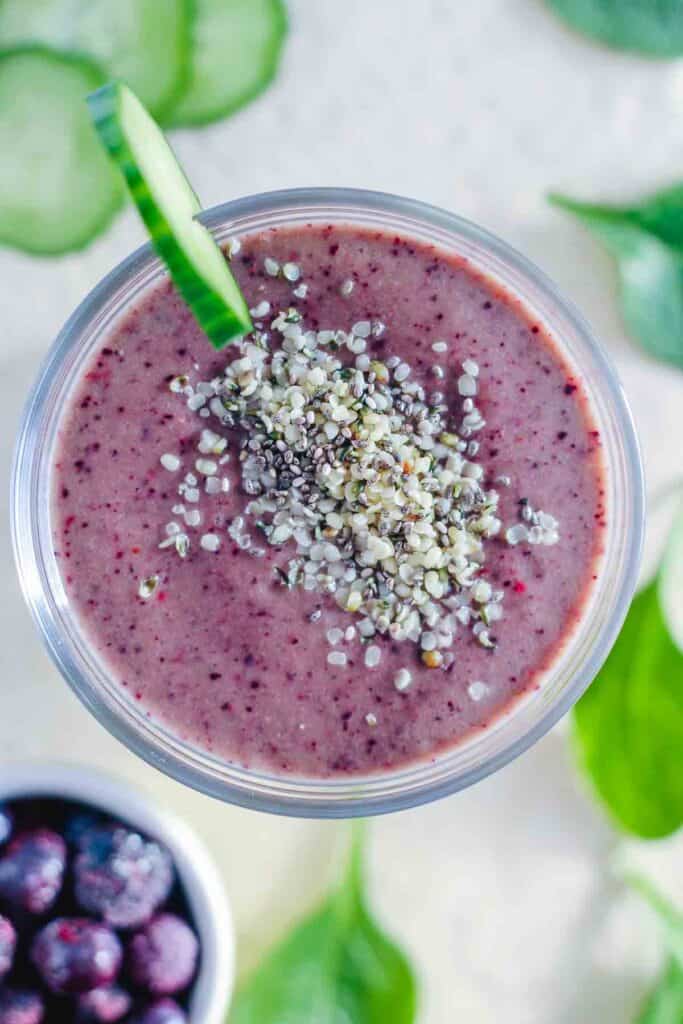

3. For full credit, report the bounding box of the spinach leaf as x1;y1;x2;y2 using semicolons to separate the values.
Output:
550;189;683;370
572;516;683;838
631;876;683;969
229;826;417;1023
638;959;683;1024
545;0;683;57
633;876;683;1023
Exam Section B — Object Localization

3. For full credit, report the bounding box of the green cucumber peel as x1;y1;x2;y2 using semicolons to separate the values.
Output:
88;81;252;348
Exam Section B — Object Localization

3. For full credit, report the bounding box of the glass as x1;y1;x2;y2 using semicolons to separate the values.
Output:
11;188;645;818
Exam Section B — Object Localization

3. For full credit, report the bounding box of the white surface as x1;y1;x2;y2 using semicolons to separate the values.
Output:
1;2;682;1021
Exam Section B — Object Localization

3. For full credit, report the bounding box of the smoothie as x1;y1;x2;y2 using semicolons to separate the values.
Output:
52;224;605;777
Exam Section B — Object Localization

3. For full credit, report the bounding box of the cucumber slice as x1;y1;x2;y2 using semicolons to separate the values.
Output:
169;0;287;127
89;82;252;348
0;47;123;256
0;0;191;120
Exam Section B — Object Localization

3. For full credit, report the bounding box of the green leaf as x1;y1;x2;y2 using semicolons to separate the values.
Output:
229;826;418;1024
545;0;683;57
631;876;683;969
550;189;683;369
572;516;683;838
632;877;683;1023
660;501;683;650
638;959;683;1024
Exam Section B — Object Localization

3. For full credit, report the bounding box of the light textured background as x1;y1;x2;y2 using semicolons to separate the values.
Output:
1;2;682;1020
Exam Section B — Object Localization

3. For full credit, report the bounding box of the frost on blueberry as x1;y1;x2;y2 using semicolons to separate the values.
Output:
0;808;12;847
0;830;66;915
0;798;198;1022
0;988;44;1024
129;998;187;1024
74;825;173;929
128;914;198;996
31;918;122;994
76;983;132;1022
0;917;16;980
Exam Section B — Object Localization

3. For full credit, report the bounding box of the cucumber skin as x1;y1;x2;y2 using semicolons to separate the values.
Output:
0;45;125;257
89;82;252;347
168;0;288;128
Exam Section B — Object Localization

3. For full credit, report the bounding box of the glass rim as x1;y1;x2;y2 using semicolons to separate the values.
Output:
11;186;645;818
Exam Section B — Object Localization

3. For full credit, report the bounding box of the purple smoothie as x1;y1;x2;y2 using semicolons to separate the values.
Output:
52;224;605;777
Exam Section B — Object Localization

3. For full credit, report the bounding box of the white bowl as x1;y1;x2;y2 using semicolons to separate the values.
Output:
0;762;234;1023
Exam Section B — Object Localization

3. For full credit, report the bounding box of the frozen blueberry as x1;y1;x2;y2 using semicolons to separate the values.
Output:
65;813;101;849
0;989;44;1024
128;914;198;995
31;918;122;994
0;918;16;980
75;826;173;929
76;985;132;1022
0;810;12;847
0;830;66;915
129;999;187;1024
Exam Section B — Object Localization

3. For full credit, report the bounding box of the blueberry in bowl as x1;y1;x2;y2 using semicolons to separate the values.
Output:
0;917;16;980
0;830;66;916
31;918;123;995
0;809;12;848
128;1000;187;1024
76;984;132;1023
0;765;233;1023
128;914;199;997
0;988;44;1024
74;825;173;930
